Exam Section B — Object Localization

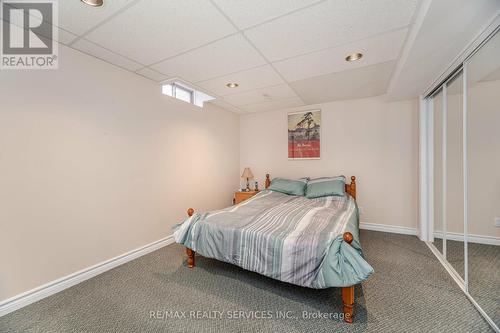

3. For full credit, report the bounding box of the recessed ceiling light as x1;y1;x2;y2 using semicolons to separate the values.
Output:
81;0;104;7
226;83;239;88
345;52;363;62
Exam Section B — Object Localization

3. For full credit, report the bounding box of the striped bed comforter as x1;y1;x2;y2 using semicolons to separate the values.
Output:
173;190;373;288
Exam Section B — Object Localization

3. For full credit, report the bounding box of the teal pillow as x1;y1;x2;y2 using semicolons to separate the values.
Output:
306;176;346;199
268;178;307;196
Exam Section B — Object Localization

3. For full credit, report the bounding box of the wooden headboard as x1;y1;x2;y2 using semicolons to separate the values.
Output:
264;174;356;200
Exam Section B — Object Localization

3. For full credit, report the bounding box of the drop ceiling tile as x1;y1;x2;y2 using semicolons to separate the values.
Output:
58;0;136;35
290;61;396;104
58;29;78;45
4;1;134;45
197;65;284;96
240;97;304;113
274;28;407;82
207;99;243;113
72;39;143;71
151;34;266;83
212;0;322;29
136;67;169;82
245;0;418;61
223;84;298;106
85;0;236;65
1;16;78;45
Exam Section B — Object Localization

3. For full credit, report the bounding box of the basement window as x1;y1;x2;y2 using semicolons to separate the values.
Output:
162;81;215;107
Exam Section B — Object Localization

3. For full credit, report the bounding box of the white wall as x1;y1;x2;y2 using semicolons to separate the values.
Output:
240;95;419;230
0;45;240;301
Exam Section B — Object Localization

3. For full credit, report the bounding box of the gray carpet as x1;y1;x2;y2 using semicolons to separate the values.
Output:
0;230;494;333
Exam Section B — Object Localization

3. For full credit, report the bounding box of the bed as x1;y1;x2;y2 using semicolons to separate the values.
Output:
173;175;373;323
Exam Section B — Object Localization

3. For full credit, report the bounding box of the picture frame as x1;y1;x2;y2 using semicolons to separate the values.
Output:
287;109;321;160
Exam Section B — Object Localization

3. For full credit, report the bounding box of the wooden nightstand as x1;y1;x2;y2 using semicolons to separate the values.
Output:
233;191;259;205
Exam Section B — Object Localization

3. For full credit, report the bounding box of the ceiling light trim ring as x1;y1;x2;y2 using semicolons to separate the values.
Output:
81;0;104;7
345;52;363;62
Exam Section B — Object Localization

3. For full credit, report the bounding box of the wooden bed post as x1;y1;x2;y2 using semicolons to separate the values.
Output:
345;176;356;200
342;231;355;323
186;208;195;268
265;174;271;189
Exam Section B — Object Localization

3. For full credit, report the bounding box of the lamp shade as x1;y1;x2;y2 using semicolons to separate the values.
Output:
241;167;254;179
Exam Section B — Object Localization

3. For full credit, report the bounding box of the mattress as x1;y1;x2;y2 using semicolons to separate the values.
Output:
173;190;373;288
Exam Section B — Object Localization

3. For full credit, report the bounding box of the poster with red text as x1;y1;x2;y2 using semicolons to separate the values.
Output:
288;110;321;159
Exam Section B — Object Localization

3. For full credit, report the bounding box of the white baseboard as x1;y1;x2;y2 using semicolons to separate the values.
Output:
360;222;417;236
433;231;500;246
0;235;174;317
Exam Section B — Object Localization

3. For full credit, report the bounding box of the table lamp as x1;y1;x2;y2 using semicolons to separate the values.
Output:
241;167;254;191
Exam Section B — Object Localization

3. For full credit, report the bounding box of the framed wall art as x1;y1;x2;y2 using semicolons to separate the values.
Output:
287;110;321;159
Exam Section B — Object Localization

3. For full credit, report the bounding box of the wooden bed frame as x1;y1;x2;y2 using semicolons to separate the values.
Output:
185;175;358;323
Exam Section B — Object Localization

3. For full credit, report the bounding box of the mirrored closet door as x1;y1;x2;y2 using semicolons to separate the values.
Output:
431;71;465;280
432;88;444;256
466;28;500;328
444;71;465;280
427;27;499;330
